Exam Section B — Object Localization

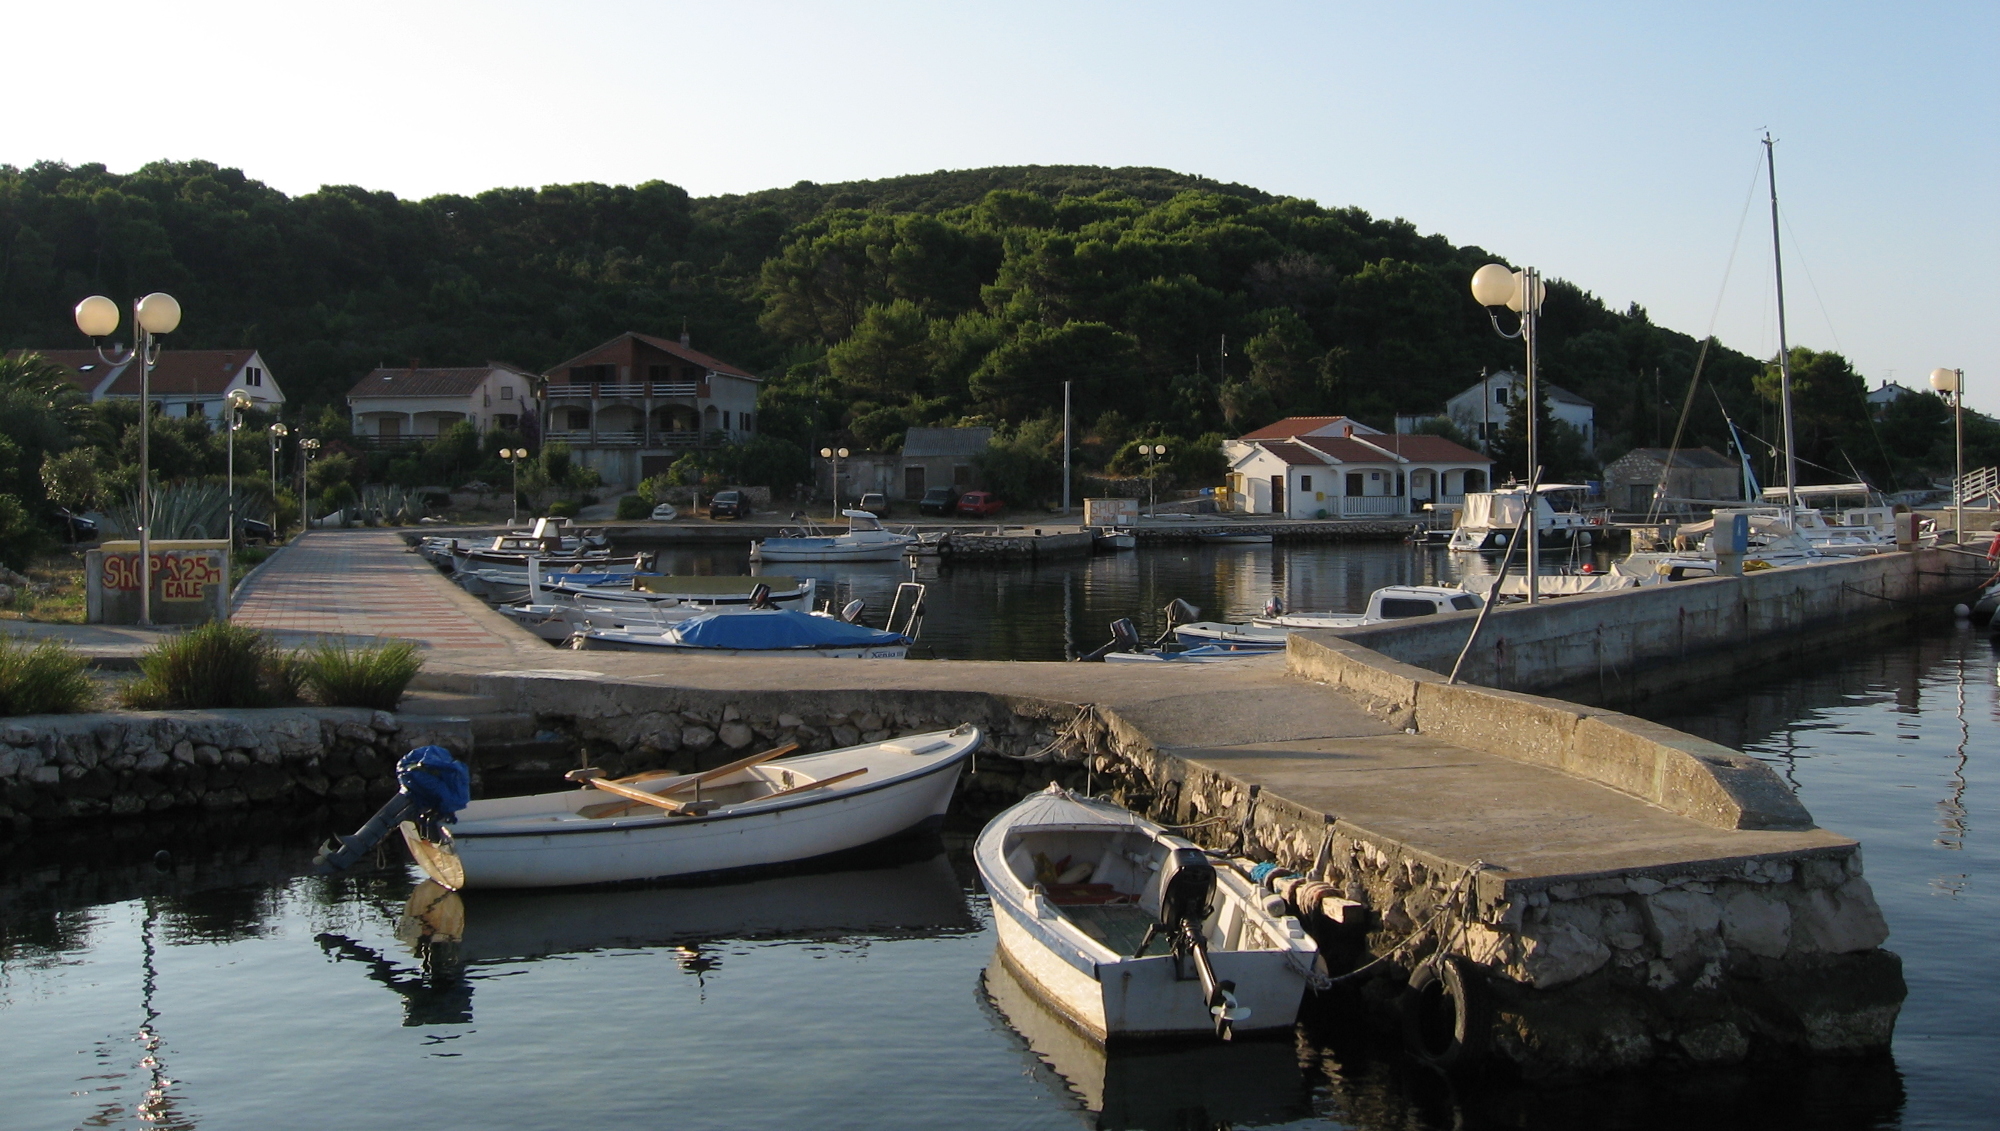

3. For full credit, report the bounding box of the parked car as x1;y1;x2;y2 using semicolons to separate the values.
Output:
240;518;275;545
650;502;678;521
856;492;889;517
918;486;961;516
956;491;1004;517
52;508;98;543
705;491;751;519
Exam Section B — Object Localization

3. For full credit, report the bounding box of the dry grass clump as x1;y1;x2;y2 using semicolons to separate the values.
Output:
0;636;96;715
302;640;423;711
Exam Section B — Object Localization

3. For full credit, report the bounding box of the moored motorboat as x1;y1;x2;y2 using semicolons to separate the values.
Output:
753;509;919;563
570;603;917;657
400;727;981;889
1171;584;1482;646
974;785;1322;1041
1196;531;1273;545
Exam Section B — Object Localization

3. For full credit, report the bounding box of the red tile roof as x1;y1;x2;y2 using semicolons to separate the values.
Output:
1238;415;1377;441
1258;440;1330;467
1295;433;1490;464
545;332;759;381
347;364;531;399
27;349;259;398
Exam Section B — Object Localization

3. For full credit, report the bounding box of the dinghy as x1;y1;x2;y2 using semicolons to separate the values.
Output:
397;727;981;889
974;785;1322;1042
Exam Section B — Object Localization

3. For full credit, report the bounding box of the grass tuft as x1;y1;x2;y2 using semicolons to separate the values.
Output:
303;640;423;711
0;636;97;715
123;621;293;710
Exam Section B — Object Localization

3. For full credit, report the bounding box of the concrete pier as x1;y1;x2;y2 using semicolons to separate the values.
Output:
12;527;1936;1073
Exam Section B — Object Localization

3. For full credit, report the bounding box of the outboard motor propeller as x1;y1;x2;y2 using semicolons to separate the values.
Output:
314;747;471;875
1077;618;1142;662
839;599;867;624
1136;846;1247;1039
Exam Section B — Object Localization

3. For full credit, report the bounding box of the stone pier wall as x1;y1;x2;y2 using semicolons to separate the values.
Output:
0;709;470;824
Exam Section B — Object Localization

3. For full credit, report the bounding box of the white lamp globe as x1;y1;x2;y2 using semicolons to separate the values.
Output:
1504;272;1546;314
1470;264;1516;308
74;295;120;337
837;448;850;458
819;447;833;458
1930;368;1960;394
136;292;182;334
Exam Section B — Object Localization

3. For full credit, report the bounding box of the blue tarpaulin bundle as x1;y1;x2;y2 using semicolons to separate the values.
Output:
668;610;907;650
396;746;470;820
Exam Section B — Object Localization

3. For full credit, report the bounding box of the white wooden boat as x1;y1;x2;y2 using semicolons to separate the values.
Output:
402;727;981;889
1101;645;1275;664
974;785;1322;1042
1447;485;1600;552
570;607;913;657
1172;584;1481;646
499;574;818;641
752;510;919;562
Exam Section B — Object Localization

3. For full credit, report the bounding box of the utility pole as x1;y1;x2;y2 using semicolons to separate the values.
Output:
1061;380;1072;516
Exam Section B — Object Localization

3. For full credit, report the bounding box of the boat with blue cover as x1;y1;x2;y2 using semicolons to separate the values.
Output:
571;606;912;657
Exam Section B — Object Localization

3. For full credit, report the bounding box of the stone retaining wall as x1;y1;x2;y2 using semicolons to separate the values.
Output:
0;709;469;824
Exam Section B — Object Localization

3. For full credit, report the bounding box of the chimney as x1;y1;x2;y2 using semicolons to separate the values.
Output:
1343;425;1354;438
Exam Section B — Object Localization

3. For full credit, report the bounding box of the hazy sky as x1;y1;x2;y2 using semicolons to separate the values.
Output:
10;1;1996;409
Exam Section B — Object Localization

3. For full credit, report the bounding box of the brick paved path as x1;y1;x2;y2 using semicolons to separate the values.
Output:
232;529;527;652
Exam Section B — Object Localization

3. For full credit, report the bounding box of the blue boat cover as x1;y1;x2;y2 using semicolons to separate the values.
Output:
670;609;908;650
397;745;471;818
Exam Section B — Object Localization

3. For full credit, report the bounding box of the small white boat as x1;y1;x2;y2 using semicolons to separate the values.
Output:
1102;644;1276;664
753;510;919;563
403;727;981;889
1196;532;1273;545
1447;486;1601;552
974;785;1322;1042
499;574;818;641
1172;584;1482;646
1092;528;1137;551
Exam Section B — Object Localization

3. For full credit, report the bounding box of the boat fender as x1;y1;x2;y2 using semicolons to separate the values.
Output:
1291;879;1339;917
1260;892;1290;919
1402;956;1488;1071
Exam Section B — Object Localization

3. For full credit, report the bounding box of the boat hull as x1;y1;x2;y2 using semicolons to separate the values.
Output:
752;542;911;562
412;733;974;888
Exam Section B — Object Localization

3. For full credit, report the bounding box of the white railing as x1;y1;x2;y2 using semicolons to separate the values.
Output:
546;382;700;399
544;429;704;449
1337;497;1408;517
1956;467;2000;509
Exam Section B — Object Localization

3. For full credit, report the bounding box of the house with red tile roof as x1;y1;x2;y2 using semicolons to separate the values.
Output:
346;363;538;447
1225;421;1491;518
540;330;763;488
27;349;283;419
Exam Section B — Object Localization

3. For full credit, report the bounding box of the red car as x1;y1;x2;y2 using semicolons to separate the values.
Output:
956;491;1004;517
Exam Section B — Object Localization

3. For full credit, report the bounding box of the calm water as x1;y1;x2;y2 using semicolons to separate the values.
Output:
3;562;1994;1130
630;540;1514;661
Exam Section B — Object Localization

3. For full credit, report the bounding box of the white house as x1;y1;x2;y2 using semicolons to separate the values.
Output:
1444;370;1595;454
33;348;284;418
1224;417;1492;518
346;362;538;445
541;331;763;488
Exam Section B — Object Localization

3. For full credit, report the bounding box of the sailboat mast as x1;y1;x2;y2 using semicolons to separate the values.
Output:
1764;131;1799;513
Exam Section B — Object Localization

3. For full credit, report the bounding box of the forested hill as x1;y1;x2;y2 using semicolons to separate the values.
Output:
0;159;1933;485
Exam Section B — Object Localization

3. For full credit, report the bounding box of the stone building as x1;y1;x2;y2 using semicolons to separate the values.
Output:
1602;447;1742;513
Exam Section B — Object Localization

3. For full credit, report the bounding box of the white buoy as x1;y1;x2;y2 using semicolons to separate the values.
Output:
1954;603;1971;619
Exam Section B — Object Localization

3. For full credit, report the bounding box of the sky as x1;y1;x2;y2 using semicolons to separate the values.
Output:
7;1;1996;410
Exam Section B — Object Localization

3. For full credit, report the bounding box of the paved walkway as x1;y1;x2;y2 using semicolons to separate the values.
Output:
231;530;539;654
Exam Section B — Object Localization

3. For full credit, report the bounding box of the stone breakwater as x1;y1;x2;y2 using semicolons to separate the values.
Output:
0;709;471;824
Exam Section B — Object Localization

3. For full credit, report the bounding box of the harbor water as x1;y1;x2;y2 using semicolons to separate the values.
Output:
2;545;1993;1129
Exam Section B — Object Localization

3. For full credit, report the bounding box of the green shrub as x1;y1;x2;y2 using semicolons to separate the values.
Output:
545;500;579;518
614;494;650;520
123;621;294;710
0;636;96;715
303;640;422;710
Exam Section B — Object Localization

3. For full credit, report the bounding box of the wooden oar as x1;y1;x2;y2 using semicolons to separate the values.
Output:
753;767;867;802
576;775;707;816
581;744;801;819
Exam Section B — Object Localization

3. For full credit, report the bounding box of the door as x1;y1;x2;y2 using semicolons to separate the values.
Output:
1271;475;1286;515
1346;472;1364;497
378;417;400;440
904;466;927;499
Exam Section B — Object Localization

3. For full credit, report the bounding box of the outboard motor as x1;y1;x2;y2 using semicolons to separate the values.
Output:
1138;846;1248;1039
1264;595;1285;618
1155;598;1202;647
1077;618;1142;662
314;746;471;874
839;599;867;624
748;582;774;609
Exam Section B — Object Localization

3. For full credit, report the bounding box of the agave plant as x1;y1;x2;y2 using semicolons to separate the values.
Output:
104;482;274;540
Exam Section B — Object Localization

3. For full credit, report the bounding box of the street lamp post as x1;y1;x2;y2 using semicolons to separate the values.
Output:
300;438;321;527
223;390;253;617
502;449;530;524
1470;263;1547;604
268;423;288;534
819;447;849;513
1931;368;1966;544
75;292;182;626
1140;444;1167;514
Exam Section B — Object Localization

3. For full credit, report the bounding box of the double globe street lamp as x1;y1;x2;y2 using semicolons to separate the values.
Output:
268;423;289;532
1930;367;1966;544
501;448;532;524
222;390;255;616
1138;443;1168;514
74;291;182;626
819;446;850;512
1469;263;1548;604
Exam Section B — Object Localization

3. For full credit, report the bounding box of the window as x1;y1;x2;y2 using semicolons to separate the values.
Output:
1449;594;1482;611
1300;475;1312;492
1378;598;1440;619
743;413;754;432
483;393;491;407
244;366;263;387
1495;387;1509;405
570;364;614;383
500;386;513;401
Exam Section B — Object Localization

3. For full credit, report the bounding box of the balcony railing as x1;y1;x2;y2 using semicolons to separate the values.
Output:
545;429;705;450
546;382;700;399
1335;496;1409;517
346;435;430;450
